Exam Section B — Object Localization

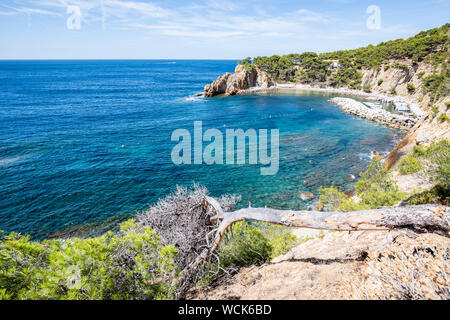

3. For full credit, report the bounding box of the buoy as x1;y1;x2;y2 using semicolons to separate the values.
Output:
303;180;307;185
122;145;125;148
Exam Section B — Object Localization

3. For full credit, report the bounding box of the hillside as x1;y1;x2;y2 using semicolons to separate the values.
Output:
251;23;449;102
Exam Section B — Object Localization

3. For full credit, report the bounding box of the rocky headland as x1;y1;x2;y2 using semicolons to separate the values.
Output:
204;64;274;97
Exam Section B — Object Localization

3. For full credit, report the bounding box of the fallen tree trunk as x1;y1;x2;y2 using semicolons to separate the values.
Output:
178;199;449;280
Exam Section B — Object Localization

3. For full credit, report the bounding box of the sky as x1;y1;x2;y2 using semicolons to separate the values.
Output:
0;0;449;59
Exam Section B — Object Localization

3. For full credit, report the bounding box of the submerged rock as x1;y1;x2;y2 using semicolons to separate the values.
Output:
297;191;315;201
204;64;275;97
345;174;356;182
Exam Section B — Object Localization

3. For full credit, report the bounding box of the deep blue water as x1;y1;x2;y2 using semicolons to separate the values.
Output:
0;60;403;239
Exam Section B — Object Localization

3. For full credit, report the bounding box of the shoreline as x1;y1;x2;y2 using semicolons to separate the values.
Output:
238;83;426;119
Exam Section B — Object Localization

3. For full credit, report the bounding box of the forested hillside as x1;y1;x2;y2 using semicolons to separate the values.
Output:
240;24;449;103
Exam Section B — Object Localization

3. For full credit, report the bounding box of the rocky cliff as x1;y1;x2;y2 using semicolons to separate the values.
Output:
204;64;275;97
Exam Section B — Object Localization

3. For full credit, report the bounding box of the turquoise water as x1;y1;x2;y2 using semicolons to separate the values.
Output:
0;60;403;239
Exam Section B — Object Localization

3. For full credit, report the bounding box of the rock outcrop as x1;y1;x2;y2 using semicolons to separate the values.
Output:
204;65;275;97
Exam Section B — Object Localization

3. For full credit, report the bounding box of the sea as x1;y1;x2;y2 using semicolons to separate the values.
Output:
0;60;404;239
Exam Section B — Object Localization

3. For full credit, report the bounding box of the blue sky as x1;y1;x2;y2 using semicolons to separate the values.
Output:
0;0;448;59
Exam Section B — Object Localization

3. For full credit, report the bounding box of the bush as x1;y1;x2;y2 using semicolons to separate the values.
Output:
407;184;450;206
355;159;406;208
407;83;416;93
319;158;406;211
363;84;372;93
398;139;449;184
425;140;450;185
422;72;448;103
378;79;384;86
438;113;449;122
0;220;178;300
218;222;298;268
398;155;424;175
390;87;397;95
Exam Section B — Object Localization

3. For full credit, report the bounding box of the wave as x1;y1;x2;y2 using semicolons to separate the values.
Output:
0;156;26;167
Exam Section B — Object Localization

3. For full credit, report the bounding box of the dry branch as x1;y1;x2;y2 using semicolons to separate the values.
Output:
138;186;449;297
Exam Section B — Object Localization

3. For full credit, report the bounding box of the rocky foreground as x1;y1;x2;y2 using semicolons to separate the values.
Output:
204;64;274;97
188;229;449;300
329;97;417;129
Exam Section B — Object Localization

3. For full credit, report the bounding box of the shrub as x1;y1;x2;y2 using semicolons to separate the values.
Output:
319;159;406;211
424;140;450;185
407;83;416;93
398;155;424;175
390;86;397;95
363;84;372;93
355;159;406;208
378;79;384;86
392;62;409;70
438;113;449;122
218;222;298;268
0;220;178;300
417;71;425;79
422;72;447;102
407;184;450;206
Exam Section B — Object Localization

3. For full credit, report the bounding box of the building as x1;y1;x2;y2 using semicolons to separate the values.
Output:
329;61;342;71
393;101;409;112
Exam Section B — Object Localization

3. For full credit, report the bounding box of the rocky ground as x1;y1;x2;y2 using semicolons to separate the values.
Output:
188;229;449;300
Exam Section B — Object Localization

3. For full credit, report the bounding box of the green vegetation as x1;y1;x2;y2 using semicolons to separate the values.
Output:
1;215;300;300
422;68;449;103
321;140;449;211
247;24;449;91
218;222;299;268
398;140;450;186
424;50;449;67
0;220;178;300
424;139;450;185
392;62;409;70
417;71;426;79
378;79;384;86
390;86;397;95
407;184;450;206
319;158;406;211
438;112;450;122
238;57;255;71
407;83;416;93
398;155;424;174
